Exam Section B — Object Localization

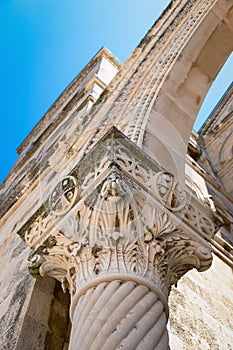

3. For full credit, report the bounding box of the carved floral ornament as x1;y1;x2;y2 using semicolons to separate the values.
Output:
19;128;217;299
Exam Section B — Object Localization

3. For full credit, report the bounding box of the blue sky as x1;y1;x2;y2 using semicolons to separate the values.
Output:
0;0;232;184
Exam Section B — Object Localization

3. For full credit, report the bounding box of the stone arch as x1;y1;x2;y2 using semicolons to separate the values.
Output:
143;0;233;179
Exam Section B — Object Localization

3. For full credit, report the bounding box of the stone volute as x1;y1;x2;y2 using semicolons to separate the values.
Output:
18;128;218;350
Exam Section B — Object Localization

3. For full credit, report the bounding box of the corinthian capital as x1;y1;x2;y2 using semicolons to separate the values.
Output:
19;128;216;298
18;127;220;349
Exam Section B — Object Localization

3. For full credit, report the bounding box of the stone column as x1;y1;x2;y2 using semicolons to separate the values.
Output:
69;282;168;350
20;128;217;350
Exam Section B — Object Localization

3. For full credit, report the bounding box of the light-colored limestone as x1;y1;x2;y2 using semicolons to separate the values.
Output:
19;128;216;350
169;255;233;350
0;0;232;349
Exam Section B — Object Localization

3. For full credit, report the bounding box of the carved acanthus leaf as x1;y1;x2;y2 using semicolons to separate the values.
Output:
157;231;212;292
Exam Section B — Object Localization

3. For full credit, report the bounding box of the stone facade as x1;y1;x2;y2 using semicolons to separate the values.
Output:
0;1;232;349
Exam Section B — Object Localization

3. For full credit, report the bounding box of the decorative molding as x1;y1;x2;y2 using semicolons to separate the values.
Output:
0;0;220;222
9;0;232;346
25;215;53;248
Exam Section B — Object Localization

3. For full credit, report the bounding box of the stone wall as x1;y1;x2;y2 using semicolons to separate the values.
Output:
15;277;70;350
0;219;70;350
0;221;33;349
169;254;233;349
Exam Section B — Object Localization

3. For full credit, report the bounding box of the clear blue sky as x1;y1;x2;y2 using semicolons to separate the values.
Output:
0;0;232;184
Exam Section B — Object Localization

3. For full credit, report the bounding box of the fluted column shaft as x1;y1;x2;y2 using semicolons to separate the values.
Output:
69;280;169;350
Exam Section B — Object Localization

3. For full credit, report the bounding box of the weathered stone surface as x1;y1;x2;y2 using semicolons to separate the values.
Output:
19;127;217;349
169;255;233;350
0;0;233;349
15;278;70;350
0;229;34;349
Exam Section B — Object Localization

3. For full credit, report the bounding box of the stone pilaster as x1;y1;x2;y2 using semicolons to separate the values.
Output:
19;128;217;349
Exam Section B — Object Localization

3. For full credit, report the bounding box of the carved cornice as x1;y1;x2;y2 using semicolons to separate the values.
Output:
19;127;217;299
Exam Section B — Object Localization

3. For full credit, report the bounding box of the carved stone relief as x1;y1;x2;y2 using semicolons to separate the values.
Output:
20;128;216;297
18;127;218;349
27;169;212;301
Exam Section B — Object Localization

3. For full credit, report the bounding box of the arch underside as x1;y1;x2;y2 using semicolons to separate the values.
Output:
143;0;233;178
